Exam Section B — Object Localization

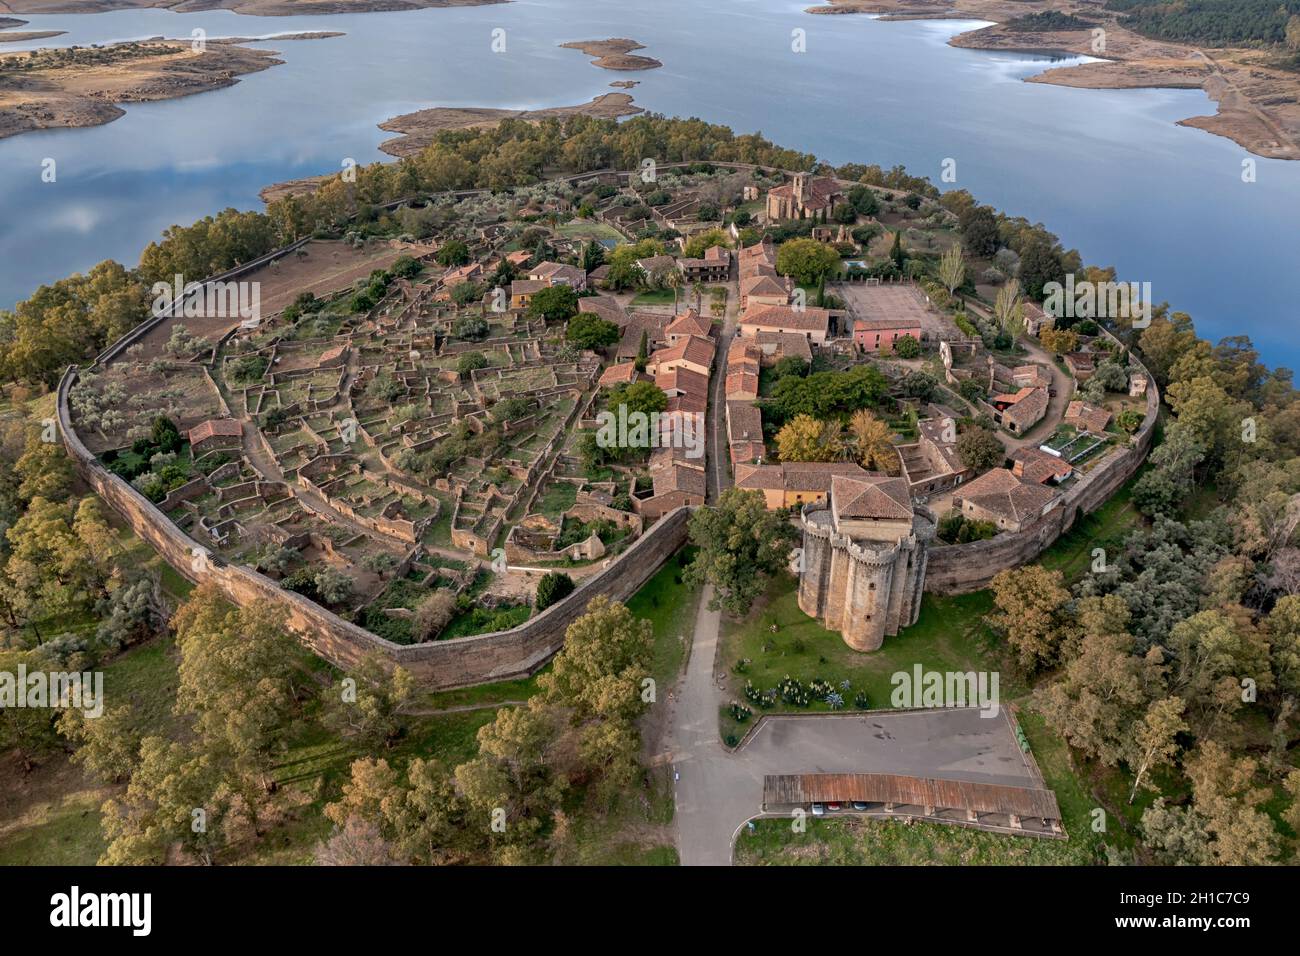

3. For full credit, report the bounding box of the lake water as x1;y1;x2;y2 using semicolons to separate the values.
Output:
3;0;1298;368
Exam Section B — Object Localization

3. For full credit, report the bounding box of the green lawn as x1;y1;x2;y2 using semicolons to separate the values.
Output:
624;547;699;688
717;573;1013;742
630;289;678;306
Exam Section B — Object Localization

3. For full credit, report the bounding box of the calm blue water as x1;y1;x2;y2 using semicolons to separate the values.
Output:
3;0;1298;369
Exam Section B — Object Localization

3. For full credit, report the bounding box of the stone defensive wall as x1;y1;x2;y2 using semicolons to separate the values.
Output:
924;330;1160;594
57;366;691;688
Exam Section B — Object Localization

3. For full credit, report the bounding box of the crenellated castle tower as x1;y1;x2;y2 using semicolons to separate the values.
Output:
798;474;935;652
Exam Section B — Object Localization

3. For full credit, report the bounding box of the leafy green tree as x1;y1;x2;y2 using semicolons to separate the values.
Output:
958;205;999;258
528;285;579;323
565;314;619;350
987;566;1075;672
956;426;1004;472
685;489;800;616
775;238;839;285
892;334;921;359
435;240;471;267
322;653;415;749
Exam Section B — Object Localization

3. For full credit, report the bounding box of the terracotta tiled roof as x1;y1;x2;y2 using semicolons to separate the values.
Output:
578;295;629;327
654;365;710;399
958;468;1057;523
647;335;714;372
1065;401;1111;433
598;362;641;387
1009;447;1073;484
726;401;764;444
189;419;242;445
725;369;759;400
832;474;913;521
740;304;831;335
665;309;712;339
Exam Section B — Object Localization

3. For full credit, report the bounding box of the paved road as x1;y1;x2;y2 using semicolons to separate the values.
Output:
668;589;1037;865
705;278;740;504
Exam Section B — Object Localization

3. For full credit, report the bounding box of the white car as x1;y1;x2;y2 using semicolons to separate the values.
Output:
810;803;825;816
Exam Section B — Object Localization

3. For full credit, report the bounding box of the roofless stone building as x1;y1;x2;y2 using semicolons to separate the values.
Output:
798;474;935;652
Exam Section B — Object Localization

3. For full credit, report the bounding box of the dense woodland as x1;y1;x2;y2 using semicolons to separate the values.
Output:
1107;0;1300;49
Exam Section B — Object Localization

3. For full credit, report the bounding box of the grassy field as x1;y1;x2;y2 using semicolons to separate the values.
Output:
630;289;678;306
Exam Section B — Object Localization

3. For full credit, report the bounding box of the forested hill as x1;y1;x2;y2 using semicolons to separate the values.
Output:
1107;0;1300;48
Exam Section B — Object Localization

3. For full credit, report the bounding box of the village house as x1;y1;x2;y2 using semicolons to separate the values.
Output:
642;449;707;519
898;418;972;497
616;312;670;361
578;295;630;329
637;254;678;284
740;273;793;310
853;318;922;353
952;467;1059;533
189;418;243;453
991;386;1049;435
646;335;714;378
529;261;587;291
597;362;646;389
664;309;713;344
1022;301;1054;337
1064;400;1112;433
1011;364;1052;391
766;172;845;221
678;244;732;283
437;262;483;300
739;303;832;346
734;461;871;510
1009;446;1074;485
509;279;546;311
1064;351;1096;381
725;367;760;401
726;400;766;468
754;331;813;367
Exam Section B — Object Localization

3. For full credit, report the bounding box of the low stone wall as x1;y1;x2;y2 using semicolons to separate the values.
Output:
58;366;690;689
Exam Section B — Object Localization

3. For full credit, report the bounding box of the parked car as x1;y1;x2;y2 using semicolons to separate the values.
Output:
851;801;869;811
826;802;843;812
811;803;825;816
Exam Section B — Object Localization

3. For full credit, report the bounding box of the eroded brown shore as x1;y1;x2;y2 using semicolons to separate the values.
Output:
0;33;340;141
560;38;662;72
806;0;1300;160
1;0;503;16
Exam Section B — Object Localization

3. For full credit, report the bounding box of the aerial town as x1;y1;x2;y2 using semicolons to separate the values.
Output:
26;155;1179;870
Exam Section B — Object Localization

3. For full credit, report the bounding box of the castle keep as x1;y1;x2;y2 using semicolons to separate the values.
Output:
798;474;935;652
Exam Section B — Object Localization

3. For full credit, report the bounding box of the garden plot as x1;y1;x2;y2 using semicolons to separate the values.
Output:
1040;426;1111;467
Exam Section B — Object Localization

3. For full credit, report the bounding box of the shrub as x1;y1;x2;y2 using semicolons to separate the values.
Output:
535;572;575;612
